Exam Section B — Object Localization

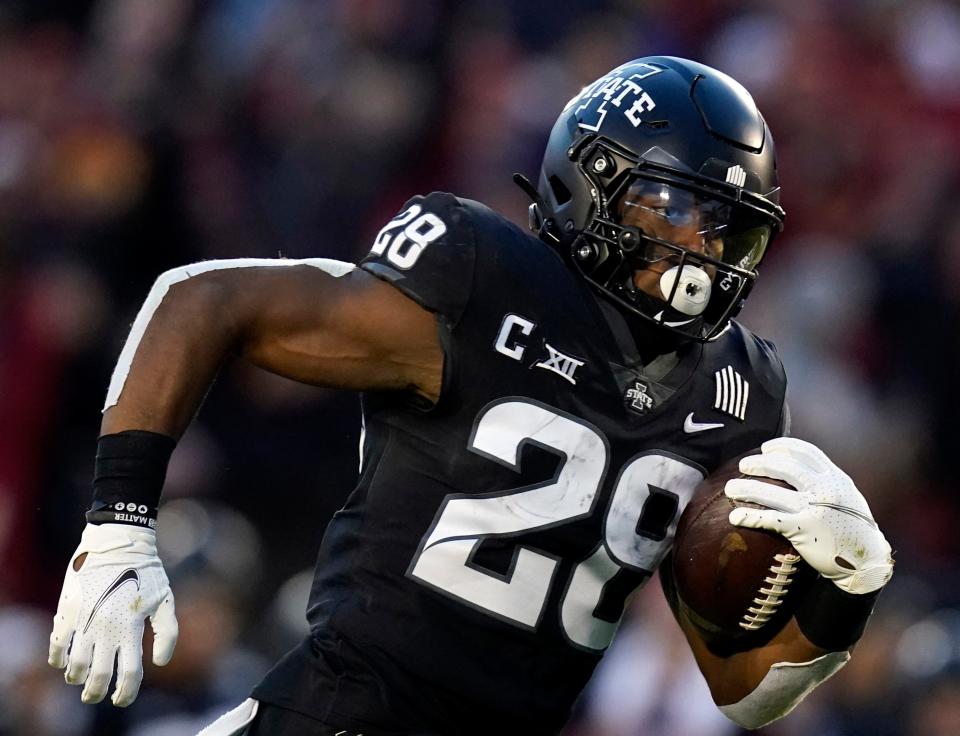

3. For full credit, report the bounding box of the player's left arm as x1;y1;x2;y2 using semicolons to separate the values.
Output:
664;437;894;729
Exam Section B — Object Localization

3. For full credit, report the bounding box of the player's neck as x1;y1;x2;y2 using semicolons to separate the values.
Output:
592;295;694;370
630;320;689;366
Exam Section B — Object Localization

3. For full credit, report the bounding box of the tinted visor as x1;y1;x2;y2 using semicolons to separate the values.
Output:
617;179;772;272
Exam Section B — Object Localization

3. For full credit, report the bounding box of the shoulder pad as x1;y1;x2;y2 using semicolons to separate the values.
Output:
360;192;476;324
722;321;786;381
722;320;789;431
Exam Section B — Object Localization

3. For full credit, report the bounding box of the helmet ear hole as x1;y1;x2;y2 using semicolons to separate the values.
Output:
548;175;572;206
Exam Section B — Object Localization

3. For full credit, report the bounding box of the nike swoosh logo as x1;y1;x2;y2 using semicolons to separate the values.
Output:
683;412;724;433
83;568;141;634
809;502;878;528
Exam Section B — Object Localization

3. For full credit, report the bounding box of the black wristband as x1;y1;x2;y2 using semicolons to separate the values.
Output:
86;430;176;529
795;575;881;651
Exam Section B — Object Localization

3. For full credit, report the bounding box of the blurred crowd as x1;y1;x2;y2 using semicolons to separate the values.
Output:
1;0;959;735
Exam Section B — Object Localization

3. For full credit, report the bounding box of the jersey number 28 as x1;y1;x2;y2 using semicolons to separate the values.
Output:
408;399;704;652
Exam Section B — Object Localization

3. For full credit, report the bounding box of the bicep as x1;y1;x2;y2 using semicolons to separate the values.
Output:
225;262;443;399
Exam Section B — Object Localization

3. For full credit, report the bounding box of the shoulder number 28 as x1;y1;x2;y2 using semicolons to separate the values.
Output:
370;204;446;270
408;399;704;651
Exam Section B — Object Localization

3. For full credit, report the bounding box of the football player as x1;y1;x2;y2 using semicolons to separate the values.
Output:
48;57;893;735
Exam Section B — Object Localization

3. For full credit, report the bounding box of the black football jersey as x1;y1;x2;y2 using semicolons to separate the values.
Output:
251;193;788;735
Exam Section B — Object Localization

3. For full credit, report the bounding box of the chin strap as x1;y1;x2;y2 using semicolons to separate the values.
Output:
513;173;562;245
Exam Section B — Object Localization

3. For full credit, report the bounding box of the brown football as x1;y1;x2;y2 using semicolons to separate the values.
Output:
671;451;812;640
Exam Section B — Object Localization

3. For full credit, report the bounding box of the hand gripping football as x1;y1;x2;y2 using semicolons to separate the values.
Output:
671;452;812;640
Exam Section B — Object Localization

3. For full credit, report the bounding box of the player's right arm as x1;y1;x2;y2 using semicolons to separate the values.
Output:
49;249;450;708
51;193;468;708
99;258;443;439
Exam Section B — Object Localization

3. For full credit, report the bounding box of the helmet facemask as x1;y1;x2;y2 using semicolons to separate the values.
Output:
561;137;782;341
530;57;787;342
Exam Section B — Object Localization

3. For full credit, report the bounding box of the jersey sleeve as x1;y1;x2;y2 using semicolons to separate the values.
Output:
749;333;790;438
360;192;476;325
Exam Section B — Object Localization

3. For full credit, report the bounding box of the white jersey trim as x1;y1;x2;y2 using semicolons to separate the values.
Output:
719;651;850;729
195;697;259;735
103;258;356;412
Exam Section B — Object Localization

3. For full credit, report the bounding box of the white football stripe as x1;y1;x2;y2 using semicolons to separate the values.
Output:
712;365;750;420
723;366;732;413
725;165;747;188
733;370;742;420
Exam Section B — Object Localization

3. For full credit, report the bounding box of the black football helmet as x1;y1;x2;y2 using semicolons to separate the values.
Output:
526;56;785;341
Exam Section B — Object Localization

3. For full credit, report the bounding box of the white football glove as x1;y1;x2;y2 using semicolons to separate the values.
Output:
725;438;894;595
48;523;178;706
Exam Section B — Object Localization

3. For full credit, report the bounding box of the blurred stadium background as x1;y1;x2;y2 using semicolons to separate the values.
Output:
1;0;959;734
